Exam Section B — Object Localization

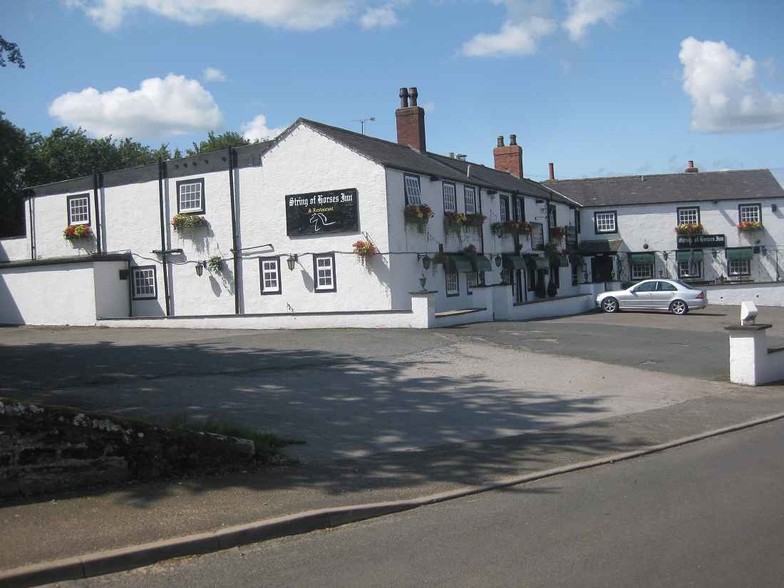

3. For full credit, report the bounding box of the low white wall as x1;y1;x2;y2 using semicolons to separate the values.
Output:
507;294;595;321
0;263;97;326
706;282;784;307
0;237;30;263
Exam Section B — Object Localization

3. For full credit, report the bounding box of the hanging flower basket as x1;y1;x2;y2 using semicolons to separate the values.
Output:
444;212;467;235
549;226;567;240
490;220;532;237
172;214;208;233
353;240;378;258
206;256;224;273
464;213;486;228
404;204;434;234
675;223;703;235
63;224;93;242
737;221;763;232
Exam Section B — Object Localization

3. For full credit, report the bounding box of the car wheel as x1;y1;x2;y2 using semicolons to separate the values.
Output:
601;297;619;313
670;300;689;315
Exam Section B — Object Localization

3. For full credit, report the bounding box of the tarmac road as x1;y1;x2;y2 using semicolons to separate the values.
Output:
50;418;784;587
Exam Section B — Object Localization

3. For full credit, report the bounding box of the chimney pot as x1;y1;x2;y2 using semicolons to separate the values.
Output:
685;160;699;173
399;87;409;108
548;162;555;181
509;134;517;146
497;136;504;148
408;87;418;107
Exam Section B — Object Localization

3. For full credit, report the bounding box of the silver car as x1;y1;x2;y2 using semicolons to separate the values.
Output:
596;279;708;315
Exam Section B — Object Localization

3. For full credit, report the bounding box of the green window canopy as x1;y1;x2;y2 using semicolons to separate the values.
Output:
472;254;493;272
502;254;526;270
726;247;753;261
629;252;655;265
676;250;704;262
524;255;549;270
447;254;473;273
557;254;569;267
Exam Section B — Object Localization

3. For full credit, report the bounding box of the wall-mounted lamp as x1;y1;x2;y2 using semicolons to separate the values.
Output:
419;273;427;291
711;249;718;259
495;255;502;267
195;261;206;277
662;251;668;260
762;246;768;255
772;203;778;212
286;254;298;271
643;242;649;250
417;253;431;270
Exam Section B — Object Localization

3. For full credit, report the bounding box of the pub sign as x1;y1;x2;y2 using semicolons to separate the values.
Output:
285;188;359;236
677;234;726;249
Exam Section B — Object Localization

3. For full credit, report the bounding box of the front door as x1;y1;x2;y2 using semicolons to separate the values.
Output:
592;255;613;282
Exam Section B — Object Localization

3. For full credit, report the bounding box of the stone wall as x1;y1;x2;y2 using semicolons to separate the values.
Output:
0;399;254;499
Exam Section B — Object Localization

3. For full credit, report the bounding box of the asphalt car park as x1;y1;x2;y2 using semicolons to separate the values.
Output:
1;305;782;462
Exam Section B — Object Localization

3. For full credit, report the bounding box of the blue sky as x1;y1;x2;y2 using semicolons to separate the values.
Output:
3;0;784;182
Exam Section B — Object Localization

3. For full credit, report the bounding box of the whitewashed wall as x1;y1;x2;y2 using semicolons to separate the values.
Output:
33;190;99;259
93;260;131;318
0;236;29;262
239;124;392;314
0;263;97;325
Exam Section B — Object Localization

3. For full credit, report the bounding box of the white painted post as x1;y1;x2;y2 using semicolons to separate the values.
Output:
726;324;772;385
410;290;436;329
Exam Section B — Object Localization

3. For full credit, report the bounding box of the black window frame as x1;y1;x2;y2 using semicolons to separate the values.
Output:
131;265;157;300
499;196;510;223
259;257;282;295
574;209;581;234
176;178;206;214
548;203;557;227
67;193;91;225
594;210;618;234
313;252;337;293
676;206;701;225
737;203;762;224
403;174;422;206
442;182;457;213
514;197;525;222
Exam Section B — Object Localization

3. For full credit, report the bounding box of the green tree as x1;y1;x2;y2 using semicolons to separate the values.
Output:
0;35;25;68
0;113;30;235
187;131;251;156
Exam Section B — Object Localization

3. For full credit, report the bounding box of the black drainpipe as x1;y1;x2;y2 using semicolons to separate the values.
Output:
157;158;171;316
92;170;103;254
27;196;36;261
228;147;241;315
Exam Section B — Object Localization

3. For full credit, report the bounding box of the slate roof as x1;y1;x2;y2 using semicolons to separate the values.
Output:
546;169;784;208
301;119;577;206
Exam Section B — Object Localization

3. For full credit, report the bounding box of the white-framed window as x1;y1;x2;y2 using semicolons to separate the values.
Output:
499;196;510;223
631;263;653;280
442;182;456;213
313;253;336;292
464;186;477;214
132;266;157;300
404;175;422;205
445;271;459;296
466;272;478;294
67;194;90;225
729;259;750;276
738;203;761;224
177;179;205;214
679;260;703;279
259;258;281;295
677;207;700;225
594;211;617;234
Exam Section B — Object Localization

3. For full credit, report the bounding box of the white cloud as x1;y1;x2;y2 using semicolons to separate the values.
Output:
360;4;398;29
462;17;556;57
679;37;784;132
65;0;355;31
49;74;223;139
202;67;226;83
563;0;624;41
241;114;285;142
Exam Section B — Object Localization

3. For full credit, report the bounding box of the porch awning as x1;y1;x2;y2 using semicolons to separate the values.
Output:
502;254;525;270
726;247;753;261
524;255;549;270
629;252;655;265
577;239;623;255
676;250;704;262
447;254;473;273
472;255;493;272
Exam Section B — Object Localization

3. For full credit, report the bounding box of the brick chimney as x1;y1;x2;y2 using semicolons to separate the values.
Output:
395;87;426;152
548;162;555;181
685;160;699;173
493;134;523;178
